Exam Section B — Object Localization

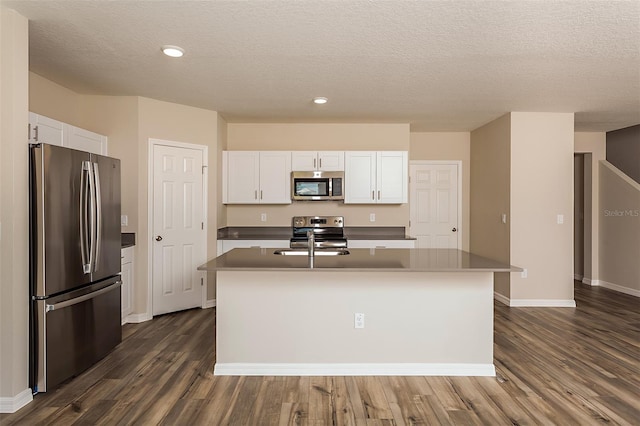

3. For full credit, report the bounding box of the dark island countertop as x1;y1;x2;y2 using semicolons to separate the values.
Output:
217;226;415;241
198;248;520;273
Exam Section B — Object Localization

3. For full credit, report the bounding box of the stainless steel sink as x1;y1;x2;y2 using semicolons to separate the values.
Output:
273;249;350;256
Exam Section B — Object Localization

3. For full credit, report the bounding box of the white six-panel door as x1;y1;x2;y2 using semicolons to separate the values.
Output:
152;144;205;315
409;163;460;249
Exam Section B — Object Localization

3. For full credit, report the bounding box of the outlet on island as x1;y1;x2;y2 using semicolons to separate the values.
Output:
261;213;267;222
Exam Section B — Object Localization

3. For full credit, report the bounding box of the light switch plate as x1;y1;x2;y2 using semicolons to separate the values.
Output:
121;215;128;226
557;214;564;224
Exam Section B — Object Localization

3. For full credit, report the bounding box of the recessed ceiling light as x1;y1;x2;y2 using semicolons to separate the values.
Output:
162;45;184;58
313;97;328;104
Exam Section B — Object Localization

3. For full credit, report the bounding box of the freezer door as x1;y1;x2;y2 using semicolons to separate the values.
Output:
33;277;122;392
91;153;121;282
32;144;93;296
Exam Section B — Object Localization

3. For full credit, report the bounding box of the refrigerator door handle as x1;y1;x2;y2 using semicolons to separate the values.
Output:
45;280;122;312
88;161;97;273
93;162;102;272
80;161;92;274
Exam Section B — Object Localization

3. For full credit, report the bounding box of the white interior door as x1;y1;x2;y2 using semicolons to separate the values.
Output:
152;144;205;315
409;163;460;248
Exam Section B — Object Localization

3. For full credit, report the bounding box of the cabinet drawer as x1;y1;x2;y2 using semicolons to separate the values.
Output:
121;246;134;264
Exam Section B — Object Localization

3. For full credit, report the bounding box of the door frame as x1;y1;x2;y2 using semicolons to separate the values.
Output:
147;138;208;317
409;160;463;249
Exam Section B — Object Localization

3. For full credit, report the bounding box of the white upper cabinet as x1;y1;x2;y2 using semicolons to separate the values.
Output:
65;125;108;155
29;112;64;146
344;151;407;204
291;151;344;171
28;112;107;155
223;151;292;204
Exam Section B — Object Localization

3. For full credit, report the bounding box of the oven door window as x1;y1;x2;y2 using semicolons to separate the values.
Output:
294;179;329;197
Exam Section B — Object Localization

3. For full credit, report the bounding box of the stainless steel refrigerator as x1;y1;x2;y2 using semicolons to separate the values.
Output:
29;143;122;393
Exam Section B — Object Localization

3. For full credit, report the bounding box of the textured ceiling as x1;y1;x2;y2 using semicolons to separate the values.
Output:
2;0;639;132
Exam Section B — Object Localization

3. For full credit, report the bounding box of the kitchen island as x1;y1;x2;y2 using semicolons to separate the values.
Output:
198;248;520;377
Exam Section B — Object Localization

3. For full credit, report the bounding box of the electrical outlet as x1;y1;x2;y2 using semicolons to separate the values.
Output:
354;313;365;329
261;213;267;222
369;213;375;222
557;214;564;224
521;269;528;279
121;215;128;226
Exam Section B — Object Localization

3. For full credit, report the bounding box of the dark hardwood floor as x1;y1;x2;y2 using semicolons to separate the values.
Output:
2;282;639;425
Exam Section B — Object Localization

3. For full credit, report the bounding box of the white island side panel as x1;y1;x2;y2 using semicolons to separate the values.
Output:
215;270;494;376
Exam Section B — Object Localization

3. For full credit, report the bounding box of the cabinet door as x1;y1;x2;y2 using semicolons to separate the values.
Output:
344;151;377;204
29;113;64;146
121;247;134;320
291;151;316;171
224;151;260;203
377;151;408;203
259;151;292;204
318;151;344;171
65;124;107;155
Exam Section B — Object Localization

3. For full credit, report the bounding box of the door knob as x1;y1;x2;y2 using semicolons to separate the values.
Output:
156;236;163;241
452;228;457;232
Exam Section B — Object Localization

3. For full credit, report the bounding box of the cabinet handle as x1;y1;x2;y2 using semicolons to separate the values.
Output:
34;125;39;142
314;158;317;169
372;190;375;200
254;190;258;200
319;158;322;168
378;190;381;200
260;190;263;200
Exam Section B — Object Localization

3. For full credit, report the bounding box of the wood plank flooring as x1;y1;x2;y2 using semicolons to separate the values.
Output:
2;281;639;425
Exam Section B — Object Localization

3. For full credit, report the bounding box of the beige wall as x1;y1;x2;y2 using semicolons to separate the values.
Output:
599;161;640;293
0;6;30;404
137;97;220;308
470;113;511;298
410;132;470;250
228;123;410;151
225;123;411;228
575;132;606;283
509;112;575;302
217;115;228;229
29;72;81;125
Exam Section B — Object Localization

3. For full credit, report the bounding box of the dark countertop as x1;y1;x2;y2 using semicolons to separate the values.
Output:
121;232;136;248
217;226;415;241
198;248;520;272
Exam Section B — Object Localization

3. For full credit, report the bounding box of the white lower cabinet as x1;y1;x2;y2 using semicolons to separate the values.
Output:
121;247;134;322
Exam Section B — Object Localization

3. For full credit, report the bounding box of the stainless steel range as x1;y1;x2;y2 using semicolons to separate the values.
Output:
290;216;347;249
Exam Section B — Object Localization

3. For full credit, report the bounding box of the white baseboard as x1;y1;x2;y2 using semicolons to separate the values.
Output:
202;299;216;309
493;292;510;306
124;312;153;324
574;274;583;281
494;292;576;307
214;363;496;377
582;277;593;285
0;388;32;413
590;280;640;297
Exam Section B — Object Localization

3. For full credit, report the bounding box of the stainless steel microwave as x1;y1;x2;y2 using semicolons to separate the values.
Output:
291;171;344;201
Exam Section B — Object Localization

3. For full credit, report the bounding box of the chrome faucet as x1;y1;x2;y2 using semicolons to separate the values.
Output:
307;229;315;258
